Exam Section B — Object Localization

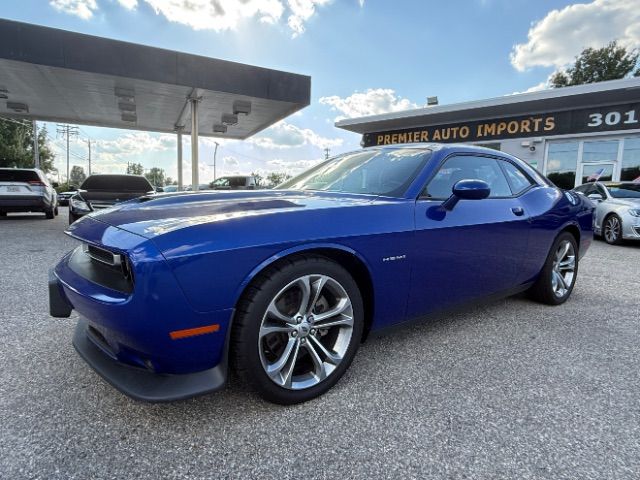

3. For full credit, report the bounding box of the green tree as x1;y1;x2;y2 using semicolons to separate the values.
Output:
126;162;144;175
69;165;86;187
550;41;640;88
164;176;174;186
145;167;165;187
0;120;56;173
266;172;292;187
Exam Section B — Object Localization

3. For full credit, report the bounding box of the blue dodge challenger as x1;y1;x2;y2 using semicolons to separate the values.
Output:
49;144;594;404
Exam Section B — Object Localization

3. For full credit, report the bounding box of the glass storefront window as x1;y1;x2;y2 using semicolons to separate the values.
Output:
582;140;619;162
546;142;578;190
581;164;614;184
621;138;640;181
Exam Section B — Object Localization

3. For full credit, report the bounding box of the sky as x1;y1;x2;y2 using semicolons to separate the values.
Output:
3;0;640;183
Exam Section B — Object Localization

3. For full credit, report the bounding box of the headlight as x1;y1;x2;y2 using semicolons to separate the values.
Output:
70;197;91;212
628;208;640;217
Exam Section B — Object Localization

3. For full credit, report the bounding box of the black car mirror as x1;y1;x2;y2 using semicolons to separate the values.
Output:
442;179;491;211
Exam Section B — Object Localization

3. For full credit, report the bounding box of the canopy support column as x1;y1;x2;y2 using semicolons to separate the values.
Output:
190;97;199;191
177;128;183;190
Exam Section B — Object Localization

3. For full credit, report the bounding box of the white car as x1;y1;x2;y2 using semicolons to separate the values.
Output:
0;168;58;219
573;181;640;245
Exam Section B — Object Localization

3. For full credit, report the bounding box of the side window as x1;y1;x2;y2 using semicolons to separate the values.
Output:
595;184;607;198
500;160;533;195
423;155;512;199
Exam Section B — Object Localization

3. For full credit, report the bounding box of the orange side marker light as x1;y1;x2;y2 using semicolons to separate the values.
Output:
169;324;220;340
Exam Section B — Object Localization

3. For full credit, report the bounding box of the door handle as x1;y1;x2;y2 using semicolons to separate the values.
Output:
511;207;525;216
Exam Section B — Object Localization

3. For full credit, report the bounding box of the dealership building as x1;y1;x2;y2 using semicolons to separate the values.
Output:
336;77;640;190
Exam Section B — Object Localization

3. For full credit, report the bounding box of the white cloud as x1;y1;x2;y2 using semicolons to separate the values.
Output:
287;0;330;37
117;0;138;9
267;158;322;173
50;0;98;19
250;121;343;149
510;81;549;95
511;0;640;71
320;88;422;121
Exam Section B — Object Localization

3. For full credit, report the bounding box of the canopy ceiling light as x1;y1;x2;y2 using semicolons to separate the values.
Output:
115;87;135;103
221;113;238;126
118;102;137;112
121;112;137;122
0;88;8;100
213;124;227;133
233;100;251;116
7;101;28;113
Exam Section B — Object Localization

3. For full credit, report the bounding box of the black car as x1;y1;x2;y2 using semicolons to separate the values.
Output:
69;174;154;224
57;190;77;206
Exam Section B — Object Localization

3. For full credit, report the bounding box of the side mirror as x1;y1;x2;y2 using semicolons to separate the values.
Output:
155;186;164;193
442;179;491;211
587;193;604;202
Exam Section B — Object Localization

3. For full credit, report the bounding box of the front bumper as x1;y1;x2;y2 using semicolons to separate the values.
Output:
50;218;234;401
73;318;226;402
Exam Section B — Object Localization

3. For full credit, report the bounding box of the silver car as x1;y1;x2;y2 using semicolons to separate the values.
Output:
573;181;640;245
0;168;58;219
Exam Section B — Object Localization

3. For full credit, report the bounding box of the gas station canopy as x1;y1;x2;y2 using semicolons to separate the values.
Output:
0;19;310;139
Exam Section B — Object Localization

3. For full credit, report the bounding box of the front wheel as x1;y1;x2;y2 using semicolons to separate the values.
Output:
231;255;364;404
528;232;578;305
603;214;623;245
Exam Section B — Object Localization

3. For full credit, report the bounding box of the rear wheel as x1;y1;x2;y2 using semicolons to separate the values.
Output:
603;214;623;245
45;208;55;219
54;206;59;216
0;212;6;217
232;255;364;404
528;232;578;305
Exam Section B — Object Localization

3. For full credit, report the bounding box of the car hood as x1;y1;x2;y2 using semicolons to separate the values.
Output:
71;190;378;239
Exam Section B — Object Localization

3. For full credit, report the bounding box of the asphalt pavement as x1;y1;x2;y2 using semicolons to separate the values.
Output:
1;209;638;479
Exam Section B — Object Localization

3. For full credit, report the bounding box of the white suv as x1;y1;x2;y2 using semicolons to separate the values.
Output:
0;168;58;219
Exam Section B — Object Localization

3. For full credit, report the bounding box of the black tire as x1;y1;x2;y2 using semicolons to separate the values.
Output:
528;232;578;305
69;213;78;225
603;214;623;245
54;206;59;216
45;208;55;219
231;255;364;405
0;211;6;217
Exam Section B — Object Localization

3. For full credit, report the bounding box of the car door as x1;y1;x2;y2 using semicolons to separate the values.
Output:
407;153;532;318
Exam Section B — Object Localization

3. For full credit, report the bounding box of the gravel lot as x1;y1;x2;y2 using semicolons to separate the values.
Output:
1;209;639;480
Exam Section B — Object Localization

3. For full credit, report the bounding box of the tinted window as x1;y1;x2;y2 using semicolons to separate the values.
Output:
0;169;40;182
424;155;512;198
500;160;533;194
277;148;432;197
81;175;152;192
546;142;578;190
621;137;640;181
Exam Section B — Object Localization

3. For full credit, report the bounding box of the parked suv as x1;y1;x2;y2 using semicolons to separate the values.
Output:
0;168;58;219
69;174;154;224
209;175;258;190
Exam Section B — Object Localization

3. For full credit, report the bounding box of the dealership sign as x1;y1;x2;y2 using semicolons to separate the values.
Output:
362;103;640;147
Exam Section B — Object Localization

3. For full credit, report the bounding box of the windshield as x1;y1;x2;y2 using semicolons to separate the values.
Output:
606;183;640;198
276;148;432;197
81;175;152;192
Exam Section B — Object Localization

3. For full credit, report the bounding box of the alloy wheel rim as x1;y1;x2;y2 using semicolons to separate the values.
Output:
551;240;576;298
604;217;620;243
258;274;354;390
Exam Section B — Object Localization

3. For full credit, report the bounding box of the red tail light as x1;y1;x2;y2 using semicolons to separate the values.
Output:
28;180;45;186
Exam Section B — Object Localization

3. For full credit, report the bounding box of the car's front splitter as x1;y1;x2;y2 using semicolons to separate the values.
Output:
73;318;227;402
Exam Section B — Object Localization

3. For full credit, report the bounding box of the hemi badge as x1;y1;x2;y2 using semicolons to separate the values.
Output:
170;324;220;340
